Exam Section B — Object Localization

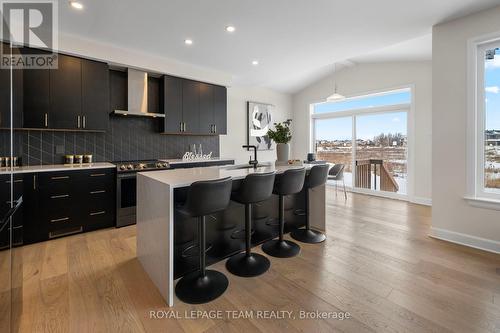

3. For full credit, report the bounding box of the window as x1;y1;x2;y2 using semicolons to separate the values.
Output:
312;88;411;196
469;39;500;203
314;89;410;114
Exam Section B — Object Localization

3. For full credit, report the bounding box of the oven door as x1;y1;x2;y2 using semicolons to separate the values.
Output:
116;172;137;227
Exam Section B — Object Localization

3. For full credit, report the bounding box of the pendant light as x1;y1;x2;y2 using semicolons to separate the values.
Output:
326;62;345;101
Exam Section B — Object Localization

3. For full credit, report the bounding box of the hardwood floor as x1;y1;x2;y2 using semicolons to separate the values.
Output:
15;189;500;332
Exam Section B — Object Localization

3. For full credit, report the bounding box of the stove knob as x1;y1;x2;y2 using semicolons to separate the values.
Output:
119;165;126;170
127;164;133;170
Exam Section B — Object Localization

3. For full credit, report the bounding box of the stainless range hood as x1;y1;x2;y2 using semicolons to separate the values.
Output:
113;68;165;118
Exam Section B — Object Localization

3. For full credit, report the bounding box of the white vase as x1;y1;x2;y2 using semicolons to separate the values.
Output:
276;143;290;162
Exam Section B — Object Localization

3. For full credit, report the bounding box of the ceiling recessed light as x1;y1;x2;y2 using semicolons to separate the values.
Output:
252;60;259;66
184;39;193;45
226;26;235;33
69;1;83;10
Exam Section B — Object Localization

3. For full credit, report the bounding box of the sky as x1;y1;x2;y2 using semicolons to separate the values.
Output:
314;91;409;140
485;48;500;131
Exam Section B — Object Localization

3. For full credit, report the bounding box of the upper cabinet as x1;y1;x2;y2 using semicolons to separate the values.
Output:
50;54;82;129
161;75;227;135
22;49;109;131
82;59;109;131
0;44;23;128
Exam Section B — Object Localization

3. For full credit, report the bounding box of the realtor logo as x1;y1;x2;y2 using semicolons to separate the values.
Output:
0;0;58;69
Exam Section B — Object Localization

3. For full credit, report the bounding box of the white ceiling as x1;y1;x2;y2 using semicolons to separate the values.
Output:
59;0;500;93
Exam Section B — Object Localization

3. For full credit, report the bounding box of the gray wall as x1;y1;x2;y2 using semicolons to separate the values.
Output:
0;116;219;165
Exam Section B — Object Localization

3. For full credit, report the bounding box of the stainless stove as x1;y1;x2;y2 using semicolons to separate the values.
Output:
113;160;171;227
115;159;170;173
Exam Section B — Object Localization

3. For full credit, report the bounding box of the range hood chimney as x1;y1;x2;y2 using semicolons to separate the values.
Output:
113;68;164;118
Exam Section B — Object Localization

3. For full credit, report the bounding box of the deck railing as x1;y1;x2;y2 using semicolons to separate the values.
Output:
355;159;399;192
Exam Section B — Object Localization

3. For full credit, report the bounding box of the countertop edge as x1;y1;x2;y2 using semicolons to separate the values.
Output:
0;162;116;175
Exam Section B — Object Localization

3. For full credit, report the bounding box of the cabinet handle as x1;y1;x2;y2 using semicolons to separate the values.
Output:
51;194;69;199
90;211;106;216
49;226;82;239
90;190;106;194
33;175;36;190
183;122;186;132
44;113;48;127
5;179;23;184
51;176;69;180
180;122;183;132
214;124;217;133
83;116;86;129
90;173;105;177
50;217;69;223
77;115;81;128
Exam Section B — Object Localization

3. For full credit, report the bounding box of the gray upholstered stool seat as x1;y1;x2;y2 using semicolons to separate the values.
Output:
226;171;276;277
291;164;329;243
175;177;232;304
262;168;306;258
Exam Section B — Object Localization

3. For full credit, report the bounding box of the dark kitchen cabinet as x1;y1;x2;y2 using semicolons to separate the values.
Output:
21;49;109;131
162;75;183;133
0;174;24;248
23;66;50;129
213;85;227;134
22;168;116;244
110;69;128;112
198;82;214;135
82;59;109;131
50;54;82;129
0;44;23;128
161;75;227;135
182;79;200;134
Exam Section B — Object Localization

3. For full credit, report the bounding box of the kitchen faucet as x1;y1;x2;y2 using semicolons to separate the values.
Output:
242;145;258;168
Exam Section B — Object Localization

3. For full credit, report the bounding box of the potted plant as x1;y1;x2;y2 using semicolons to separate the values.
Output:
267;119;292;162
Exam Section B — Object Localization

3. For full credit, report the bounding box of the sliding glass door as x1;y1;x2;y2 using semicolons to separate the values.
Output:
312;89;411;197
355;112;407;194
314;117;353;187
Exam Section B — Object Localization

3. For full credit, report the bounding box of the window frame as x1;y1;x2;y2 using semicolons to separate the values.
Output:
466;34;500;207
310;87;413;200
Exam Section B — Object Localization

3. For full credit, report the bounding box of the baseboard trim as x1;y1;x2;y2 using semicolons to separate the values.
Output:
430;227;500;254
409;196;432;206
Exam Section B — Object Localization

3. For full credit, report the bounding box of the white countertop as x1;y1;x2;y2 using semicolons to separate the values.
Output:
139;163;314;188
159;158;235;165
0;162;116;175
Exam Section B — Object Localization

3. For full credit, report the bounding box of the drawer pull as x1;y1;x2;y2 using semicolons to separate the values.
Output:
50;217;69;223
5;179;23;184
51;194;69;199
49;226;82;239
90;190;106;194
51;176;69;180
90;173;106;177
90;211;106;216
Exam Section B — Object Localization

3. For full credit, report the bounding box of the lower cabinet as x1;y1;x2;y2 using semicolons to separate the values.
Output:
23;168;116;244
0;174;24;249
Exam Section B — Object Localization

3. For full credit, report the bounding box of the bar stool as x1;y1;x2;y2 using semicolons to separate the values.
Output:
291;164;329;243
175;177;233;304
226;171;276;277
262;168;306;258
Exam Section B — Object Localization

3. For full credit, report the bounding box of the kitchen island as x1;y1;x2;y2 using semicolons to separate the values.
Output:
136;164;326;306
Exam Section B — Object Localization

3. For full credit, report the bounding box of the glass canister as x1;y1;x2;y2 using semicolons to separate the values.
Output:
65;155;74;164
74;155;83;164
83;154;93;164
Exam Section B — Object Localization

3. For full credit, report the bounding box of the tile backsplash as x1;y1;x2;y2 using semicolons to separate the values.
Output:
0;116;219;166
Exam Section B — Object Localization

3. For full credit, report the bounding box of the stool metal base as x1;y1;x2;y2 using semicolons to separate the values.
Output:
226;253;270;277
175;270;228;304
262;239;300;258
291;228;326;244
